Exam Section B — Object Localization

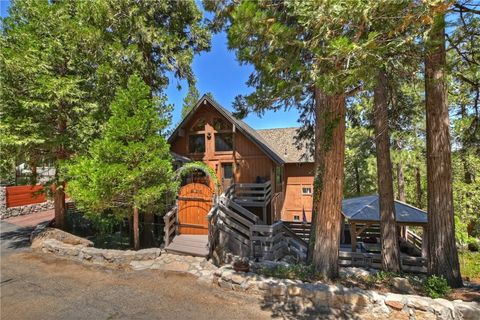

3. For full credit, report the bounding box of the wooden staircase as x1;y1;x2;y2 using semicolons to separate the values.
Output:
164;234;209;257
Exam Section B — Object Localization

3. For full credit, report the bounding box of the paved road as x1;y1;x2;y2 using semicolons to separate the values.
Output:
0;214;272;320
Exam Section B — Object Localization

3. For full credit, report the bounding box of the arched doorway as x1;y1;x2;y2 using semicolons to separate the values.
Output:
177;183;214;235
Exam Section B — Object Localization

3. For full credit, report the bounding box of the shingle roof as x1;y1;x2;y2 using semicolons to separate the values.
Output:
257;127;313;163
342;195;428;224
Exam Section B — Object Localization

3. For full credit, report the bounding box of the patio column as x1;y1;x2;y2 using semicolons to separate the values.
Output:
351;222;357;252
422;226;428;258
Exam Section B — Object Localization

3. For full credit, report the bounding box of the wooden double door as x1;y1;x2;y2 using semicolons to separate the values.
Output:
177;183;214;235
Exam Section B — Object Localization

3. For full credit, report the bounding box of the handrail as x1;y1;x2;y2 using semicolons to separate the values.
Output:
163;205;177;247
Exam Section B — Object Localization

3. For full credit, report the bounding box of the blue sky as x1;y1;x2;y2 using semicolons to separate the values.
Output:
0;1;300;130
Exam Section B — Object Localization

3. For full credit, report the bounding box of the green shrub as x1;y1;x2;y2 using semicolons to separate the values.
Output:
258;264;323;282
467;241;479;252
423;275;451;299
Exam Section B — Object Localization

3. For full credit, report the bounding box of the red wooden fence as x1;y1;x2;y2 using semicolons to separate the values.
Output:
6;185;47;208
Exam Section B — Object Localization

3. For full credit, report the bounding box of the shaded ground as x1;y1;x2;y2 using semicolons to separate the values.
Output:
0;213;272;320
1;252;271;320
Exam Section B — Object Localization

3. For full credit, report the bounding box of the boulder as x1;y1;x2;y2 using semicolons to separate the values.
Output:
391;277;415;294
31;227;93;249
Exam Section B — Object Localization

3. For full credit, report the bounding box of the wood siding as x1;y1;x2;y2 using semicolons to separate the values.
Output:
170;102;276;189
177;183;213;235
282;163;314;222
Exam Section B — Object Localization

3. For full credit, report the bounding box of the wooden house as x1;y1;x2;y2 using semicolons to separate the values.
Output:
166;95;427;272
168;95;314;226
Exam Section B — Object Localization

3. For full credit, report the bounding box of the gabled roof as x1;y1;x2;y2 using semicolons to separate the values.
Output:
257;127;313;163
169;95;285;165
342;195;428;225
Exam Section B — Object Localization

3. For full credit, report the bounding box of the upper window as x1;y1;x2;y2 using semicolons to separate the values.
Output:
189;134;205;153
293;215;300;221
215;133;233;152
191;118;206;132
213;118;231;131
302;187;312;195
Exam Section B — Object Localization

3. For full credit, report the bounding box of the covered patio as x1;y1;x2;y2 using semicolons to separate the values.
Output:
339;195;428;272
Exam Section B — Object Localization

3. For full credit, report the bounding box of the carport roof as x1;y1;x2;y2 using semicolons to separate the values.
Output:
342;195;427;225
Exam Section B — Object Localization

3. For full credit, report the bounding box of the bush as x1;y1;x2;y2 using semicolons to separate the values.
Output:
258;264;323;282
423;275;451;299
467;241;479;252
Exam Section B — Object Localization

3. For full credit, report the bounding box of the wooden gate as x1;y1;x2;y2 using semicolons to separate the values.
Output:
177;183;214;235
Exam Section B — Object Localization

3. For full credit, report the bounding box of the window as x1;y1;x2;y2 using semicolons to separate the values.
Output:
189;134;205;153
213;118;231;131
191;118;206;132
293;215;300;221
215;133;233;152
302;187;312;195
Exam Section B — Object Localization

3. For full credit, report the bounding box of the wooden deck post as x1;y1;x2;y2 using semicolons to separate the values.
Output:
351;222;357;252
422;226;428;258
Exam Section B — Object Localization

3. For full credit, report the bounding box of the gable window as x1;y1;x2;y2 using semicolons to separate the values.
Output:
191;118;206;132
189;134;205;153
302;187;312;195
293;215;300;221
213;118;231;131
215;133;233;152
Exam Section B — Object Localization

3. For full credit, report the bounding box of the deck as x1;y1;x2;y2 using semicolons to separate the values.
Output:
164;235;209;257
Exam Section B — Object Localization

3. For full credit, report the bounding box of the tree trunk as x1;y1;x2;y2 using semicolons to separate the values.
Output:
396;163;406;202
425;13;462;287
354;162;361;195
309;87;346;279
374;70;401;272
54;182;66;229
133;207;140;250
415;166;423;208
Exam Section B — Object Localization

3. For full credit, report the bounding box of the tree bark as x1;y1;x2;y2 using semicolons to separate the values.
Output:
396;163;406;202
354;162;361;195
425;13;462;287
415;166;423;208
309;86;346;279
54;182;66;229
374;70;401;272
133;207;140;250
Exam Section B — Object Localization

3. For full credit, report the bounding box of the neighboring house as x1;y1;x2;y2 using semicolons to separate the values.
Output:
168;94;314;224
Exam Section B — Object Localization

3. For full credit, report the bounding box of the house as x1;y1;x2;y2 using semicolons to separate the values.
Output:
168;94;314;225
166;95;427;271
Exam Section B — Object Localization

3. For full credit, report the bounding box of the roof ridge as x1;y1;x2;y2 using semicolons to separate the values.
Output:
349;195;378;219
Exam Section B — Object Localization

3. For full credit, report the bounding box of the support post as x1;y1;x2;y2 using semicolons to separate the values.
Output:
422;226;428;258
351;222;357;252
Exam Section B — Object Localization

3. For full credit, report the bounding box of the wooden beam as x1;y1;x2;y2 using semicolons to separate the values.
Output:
355;222;373;237
351;222;357;252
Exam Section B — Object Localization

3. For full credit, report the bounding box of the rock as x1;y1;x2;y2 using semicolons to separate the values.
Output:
343;287;371;309
230;273;246;285
385;293;405;310
388;310;410;320
287;285;303;296
430;298;455;319
453;301;480;320
339;267;372;278
31;227;93;249
391;277;415;294
407;295;433;312
270;284;287;296
415;310;437;320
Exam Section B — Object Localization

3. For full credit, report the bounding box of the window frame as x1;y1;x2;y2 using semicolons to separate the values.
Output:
301;186;313;195
214;132;234;153
188;133;206;154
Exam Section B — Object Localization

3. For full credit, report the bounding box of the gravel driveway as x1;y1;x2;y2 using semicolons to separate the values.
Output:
0;216;272;320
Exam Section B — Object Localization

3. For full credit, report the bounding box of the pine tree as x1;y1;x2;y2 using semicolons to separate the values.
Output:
65;75;177;250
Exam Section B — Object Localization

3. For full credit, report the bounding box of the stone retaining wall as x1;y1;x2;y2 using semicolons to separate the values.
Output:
0;186;54;219
33;226;479;320
41;239;161;266
213;266;480;320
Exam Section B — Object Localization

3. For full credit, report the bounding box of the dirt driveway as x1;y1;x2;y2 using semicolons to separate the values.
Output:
0;215;272;320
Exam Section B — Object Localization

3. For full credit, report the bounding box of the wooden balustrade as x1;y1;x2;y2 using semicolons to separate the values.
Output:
163;206;177;247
